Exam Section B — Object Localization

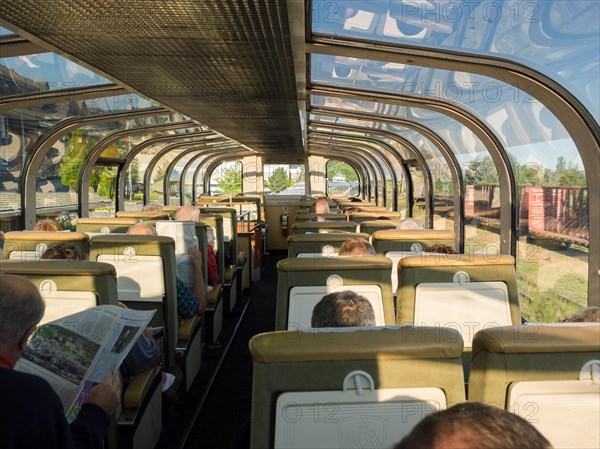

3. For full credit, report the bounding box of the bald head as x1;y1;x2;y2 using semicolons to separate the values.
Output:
0;275;45;345
127;223;158;236
311;200;330;214
338;238;376;256
398;218;424;230
175;205;200;222
142;203;163;212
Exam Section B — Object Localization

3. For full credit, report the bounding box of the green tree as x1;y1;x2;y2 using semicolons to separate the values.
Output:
265;167;293;193
327;161;358;181
216;166;242;194
60;131;97;191
153;164;166;184
464;156;498;185
97;168;115;199
130;159;140;185
293;164;305;183
554;156;586;186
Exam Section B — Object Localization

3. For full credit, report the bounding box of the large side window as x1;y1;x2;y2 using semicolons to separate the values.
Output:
326;160;359;197
263;164;305;195
210;161;242;195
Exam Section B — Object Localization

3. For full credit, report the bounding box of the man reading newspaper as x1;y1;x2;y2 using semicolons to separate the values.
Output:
0;274;149;449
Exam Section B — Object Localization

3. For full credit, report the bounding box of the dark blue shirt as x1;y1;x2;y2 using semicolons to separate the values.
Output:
0;368;109;449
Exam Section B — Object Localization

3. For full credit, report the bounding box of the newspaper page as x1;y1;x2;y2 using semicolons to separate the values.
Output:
156;220;197;288
15;305;154;421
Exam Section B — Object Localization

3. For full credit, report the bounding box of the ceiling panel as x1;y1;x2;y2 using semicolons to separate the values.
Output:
0;0;303;155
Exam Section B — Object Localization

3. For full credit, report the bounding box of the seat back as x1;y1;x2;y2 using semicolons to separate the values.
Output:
0;260;118;324
199;213;225;283
193;222;209;285
348;211;401;223
299;199;338;208
115;211;171;220
469;324;600;449
372;230;456;295
295;213;346;222
358;220;401;235
371;230;455;254
276;256;395;330
336;201;377;208
76;217;139;234
249;326;465;449
2;231;90;261
197;195;263;224
396;254;521;348
292;221;358;234
199;207;237;267
287;232;370;258
89;234;178;368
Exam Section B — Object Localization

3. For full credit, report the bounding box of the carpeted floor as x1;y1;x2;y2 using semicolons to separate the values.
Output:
156;250;283;449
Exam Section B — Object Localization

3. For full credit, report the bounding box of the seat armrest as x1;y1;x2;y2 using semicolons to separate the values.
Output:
178;315;200;340
224;266;235;283
123;366;162;408
236;251;247;268
207;284;223;305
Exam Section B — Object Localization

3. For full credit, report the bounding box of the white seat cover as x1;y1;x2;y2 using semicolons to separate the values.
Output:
275;387;446;448
414;281;512;347
509;379;600;449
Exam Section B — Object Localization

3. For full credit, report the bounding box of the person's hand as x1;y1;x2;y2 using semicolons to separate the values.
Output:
86;371;121;416
188;247;202;269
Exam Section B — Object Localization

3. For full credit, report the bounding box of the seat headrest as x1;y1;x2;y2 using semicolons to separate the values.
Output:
4;231;89;242
0;260;116;276
472;323;600;357
287;233;369;244
399;254;515;268
372;230;455;240
115;211;170;219
90;234;174;246
278;256;392;271
75;218;139;225
293;221;358;229
249;326;464;363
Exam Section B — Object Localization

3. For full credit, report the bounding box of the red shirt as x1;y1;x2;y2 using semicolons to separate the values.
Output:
207;244;218;285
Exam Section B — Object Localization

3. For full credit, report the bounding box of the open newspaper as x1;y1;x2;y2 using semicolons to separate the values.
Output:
15;304;154;422
156;220;197;288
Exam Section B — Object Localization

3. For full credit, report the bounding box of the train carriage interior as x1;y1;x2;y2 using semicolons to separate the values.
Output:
0;1;599;448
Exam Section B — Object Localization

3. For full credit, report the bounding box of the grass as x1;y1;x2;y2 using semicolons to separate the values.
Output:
449;219;589;323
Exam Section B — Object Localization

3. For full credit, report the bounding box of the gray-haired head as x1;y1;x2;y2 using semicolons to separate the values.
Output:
175;205;200;222
126;223;158;236
311;200;330;214
142;203;163;212
0;274;45;344
398;218;424;230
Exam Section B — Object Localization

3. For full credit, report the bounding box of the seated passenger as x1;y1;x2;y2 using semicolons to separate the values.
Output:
560;306;599;323
397;218;424;230
127;223;207;319
311;290;376;328
40;244;164;384
174;205;219;286
338;238;376;256
310;200;330;214
0;274;121;449
142;203;163;212
32;219;62;232
343;206;363;221
394;402;552;449
425;243;456;254
40;243;87;260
